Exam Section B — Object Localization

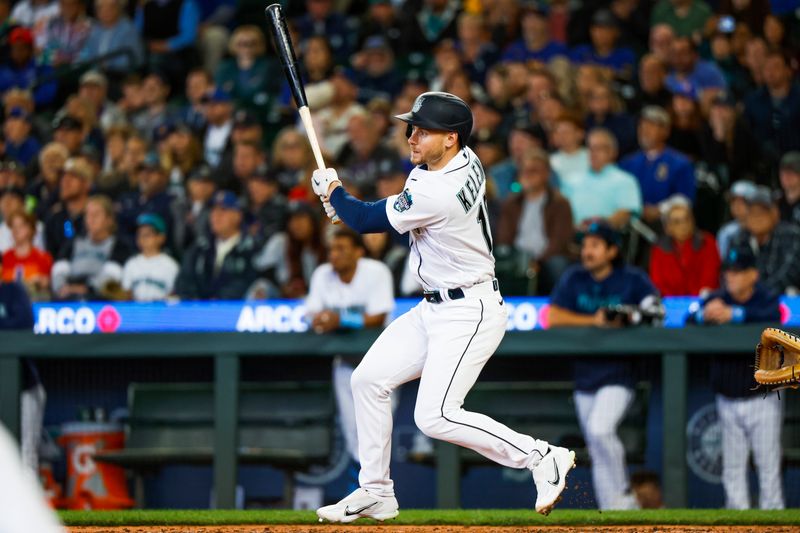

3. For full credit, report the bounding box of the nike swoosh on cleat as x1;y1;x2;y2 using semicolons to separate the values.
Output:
547;458;560;486
344;501;379;516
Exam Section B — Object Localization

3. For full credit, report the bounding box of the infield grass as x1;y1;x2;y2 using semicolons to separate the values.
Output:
59;509;800;526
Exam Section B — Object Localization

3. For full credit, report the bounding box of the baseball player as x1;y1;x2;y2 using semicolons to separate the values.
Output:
311;92;576;522
305;227;395;488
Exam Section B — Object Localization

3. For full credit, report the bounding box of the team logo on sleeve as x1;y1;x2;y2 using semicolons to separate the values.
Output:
393;189;413;212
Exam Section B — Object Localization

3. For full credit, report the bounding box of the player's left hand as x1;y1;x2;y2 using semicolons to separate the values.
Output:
312;167;341;197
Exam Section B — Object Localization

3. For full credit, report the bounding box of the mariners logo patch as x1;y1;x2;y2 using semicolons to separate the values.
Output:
412;96;425;113
393;189;413;212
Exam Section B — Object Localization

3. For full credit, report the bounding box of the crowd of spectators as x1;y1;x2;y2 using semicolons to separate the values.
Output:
0;0;798;304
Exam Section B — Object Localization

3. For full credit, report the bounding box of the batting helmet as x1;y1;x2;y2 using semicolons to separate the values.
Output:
394;92;473;148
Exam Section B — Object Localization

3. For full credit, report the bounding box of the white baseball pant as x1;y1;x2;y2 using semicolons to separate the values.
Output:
333;357;399;463
574;385;635;509
0;424;64;533
716;393;784;510
351;294;550;497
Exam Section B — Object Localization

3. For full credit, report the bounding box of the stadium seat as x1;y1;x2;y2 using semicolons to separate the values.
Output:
94;382;334;507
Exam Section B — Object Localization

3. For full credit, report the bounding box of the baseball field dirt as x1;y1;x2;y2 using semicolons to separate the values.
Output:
66;526;800;533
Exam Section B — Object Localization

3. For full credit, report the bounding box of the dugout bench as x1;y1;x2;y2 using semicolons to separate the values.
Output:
94;381;334;507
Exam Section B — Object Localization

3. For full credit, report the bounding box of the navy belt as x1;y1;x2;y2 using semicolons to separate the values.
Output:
423;279;499;304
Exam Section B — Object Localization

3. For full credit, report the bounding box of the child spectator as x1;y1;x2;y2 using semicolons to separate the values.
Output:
0;187;45;254
1;211;52;301
121;213;179;302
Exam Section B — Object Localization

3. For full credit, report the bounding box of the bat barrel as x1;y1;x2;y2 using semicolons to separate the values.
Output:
264;3;308;109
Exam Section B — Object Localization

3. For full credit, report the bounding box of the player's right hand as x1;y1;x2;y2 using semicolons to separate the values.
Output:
312;167;341;197
321;198;338;221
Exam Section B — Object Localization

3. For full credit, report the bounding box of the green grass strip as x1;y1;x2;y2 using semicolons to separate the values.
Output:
59;509;800;526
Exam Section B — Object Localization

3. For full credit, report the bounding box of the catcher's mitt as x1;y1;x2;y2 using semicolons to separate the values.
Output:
754;328;800;391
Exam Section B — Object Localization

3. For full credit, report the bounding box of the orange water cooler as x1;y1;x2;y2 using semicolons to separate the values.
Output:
58;422;134;510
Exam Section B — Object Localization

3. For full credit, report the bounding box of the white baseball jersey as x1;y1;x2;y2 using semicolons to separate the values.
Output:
385;147;494;291
305;258;395;321
121;253;179;302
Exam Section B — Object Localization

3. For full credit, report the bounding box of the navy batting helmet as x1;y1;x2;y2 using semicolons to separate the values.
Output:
394;92;473;148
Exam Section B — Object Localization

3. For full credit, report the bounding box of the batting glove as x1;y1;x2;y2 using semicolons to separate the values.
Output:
322;198;338;221
312;168;341;197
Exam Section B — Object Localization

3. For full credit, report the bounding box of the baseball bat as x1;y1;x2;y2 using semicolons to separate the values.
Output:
264;3;340;223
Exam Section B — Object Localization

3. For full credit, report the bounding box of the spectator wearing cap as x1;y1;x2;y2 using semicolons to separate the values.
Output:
651;0;711;39
336;110;404;200
497;148;573;295
0;185;45;252
175;190;258;300
43;157;92;256
717;180;756;258
627;54;672;114
131;72;174;143
27;142;67;217
215;25;278;117
179;68;213;134
39;0;91;66
777;152;800;227
501;3;567;65
687;243;784;511
294;0;353;63
620;106;696;225
584;83;638;157
563;128;642;230
230;109;264;148
649;194;720;297
743;52;800;177
229;140;265;194
569;10;635;79
0;161;26;191
665;37;727;110
77;71;124;132
351;35;404;105
134;0;199;89
398;0;460;54
731;185;800;294
3;107;40;166
0;27;56;108
51;194;132;300
1;210;52;300
550;114;589;190
201;88;234;168
549;220;659;510
254;202;326;298
52;114;86;156
79;0;142;74
182;164;216;246
121;213;179;302
116;153;176;246
246;172;287;245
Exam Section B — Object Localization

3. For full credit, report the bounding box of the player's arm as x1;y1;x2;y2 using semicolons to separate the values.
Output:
548;305;604;327
311;168;393;233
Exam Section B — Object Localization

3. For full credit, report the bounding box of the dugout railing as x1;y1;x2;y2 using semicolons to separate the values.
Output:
0;324;793;509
